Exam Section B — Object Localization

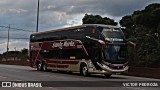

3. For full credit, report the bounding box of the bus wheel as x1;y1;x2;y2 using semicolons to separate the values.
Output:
104;74;112;78
80;65;88;76
42;63;48;72
37;62;42;71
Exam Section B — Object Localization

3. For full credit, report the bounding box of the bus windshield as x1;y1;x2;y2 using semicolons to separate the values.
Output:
102;28;125;42
104;44;127;63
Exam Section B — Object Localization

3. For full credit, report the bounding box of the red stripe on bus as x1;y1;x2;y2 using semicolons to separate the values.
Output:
48;64;69;68
47;59;79;65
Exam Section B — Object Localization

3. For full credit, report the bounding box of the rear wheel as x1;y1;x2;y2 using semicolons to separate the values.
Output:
37;62;42;71
42;63;48;72
80;64;88;76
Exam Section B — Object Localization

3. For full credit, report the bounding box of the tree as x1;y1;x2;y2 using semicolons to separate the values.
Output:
119;15;133;28
82;14;118;26
3;51;21;55
21;48;28;55
2;48;28;55
119;3;160;68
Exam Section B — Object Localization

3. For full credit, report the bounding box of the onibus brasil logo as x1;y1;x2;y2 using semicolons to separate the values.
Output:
1;82;42;87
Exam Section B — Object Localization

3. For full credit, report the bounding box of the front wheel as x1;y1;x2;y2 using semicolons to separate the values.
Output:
80;65;88;76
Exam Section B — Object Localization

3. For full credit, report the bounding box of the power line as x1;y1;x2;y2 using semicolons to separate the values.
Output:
10;38;29;40
0;37;29;40
0;39;28;45
0;41;16;45
0;42;6;45
0;25;34;32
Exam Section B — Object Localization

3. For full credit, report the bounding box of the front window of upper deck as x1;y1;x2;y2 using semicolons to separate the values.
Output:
101;28;125;42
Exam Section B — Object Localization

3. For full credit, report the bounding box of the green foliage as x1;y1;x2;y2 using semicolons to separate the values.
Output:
81;4;160;68
3;51;21;55
3;48;28;55
82;14;118;26
120;15;134;28
21;48;28;55
120;3;160;68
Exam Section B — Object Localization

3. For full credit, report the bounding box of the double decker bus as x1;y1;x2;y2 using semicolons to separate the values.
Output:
29;24;131;77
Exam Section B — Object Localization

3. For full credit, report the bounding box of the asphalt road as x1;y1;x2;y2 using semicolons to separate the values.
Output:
0;64;159;90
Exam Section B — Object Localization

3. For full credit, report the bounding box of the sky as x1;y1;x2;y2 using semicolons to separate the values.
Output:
0;0;160;53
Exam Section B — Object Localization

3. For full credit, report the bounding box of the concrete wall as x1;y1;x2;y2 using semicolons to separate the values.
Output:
126;67;160;79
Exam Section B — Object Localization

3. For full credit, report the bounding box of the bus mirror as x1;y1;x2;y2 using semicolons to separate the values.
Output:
128;41;136;49
86;36;91;39
105;39;112;43
86;36;107;48
98;40;106;48
86;36;99;41
121;27;126;30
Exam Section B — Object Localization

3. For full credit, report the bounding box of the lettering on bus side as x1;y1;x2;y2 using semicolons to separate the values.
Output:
63;41;75;47
52;41;75;49
52;42;63;49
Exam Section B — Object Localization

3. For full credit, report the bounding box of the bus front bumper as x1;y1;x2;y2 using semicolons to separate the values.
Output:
88;63;128;74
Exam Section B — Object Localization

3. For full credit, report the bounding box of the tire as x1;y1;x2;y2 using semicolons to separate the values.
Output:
104;74;112;78
80;64;88;76
37;62;42;71
42;63;48;72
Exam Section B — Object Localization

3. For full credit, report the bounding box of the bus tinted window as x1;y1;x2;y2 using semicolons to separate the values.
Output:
30;34;61;42
40;49;86;59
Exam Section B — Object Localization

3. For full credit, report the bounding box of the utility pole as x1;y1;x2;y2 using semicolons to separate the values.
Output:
36;0;40;32
7;24;10;56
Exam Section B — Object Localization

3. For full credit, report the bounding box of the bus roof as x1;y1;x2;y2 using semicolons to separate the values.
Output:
31;24;120;35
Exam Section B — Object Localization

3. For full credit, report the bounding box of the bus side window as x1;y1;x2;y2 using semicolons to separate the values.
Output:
40;49;88;60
